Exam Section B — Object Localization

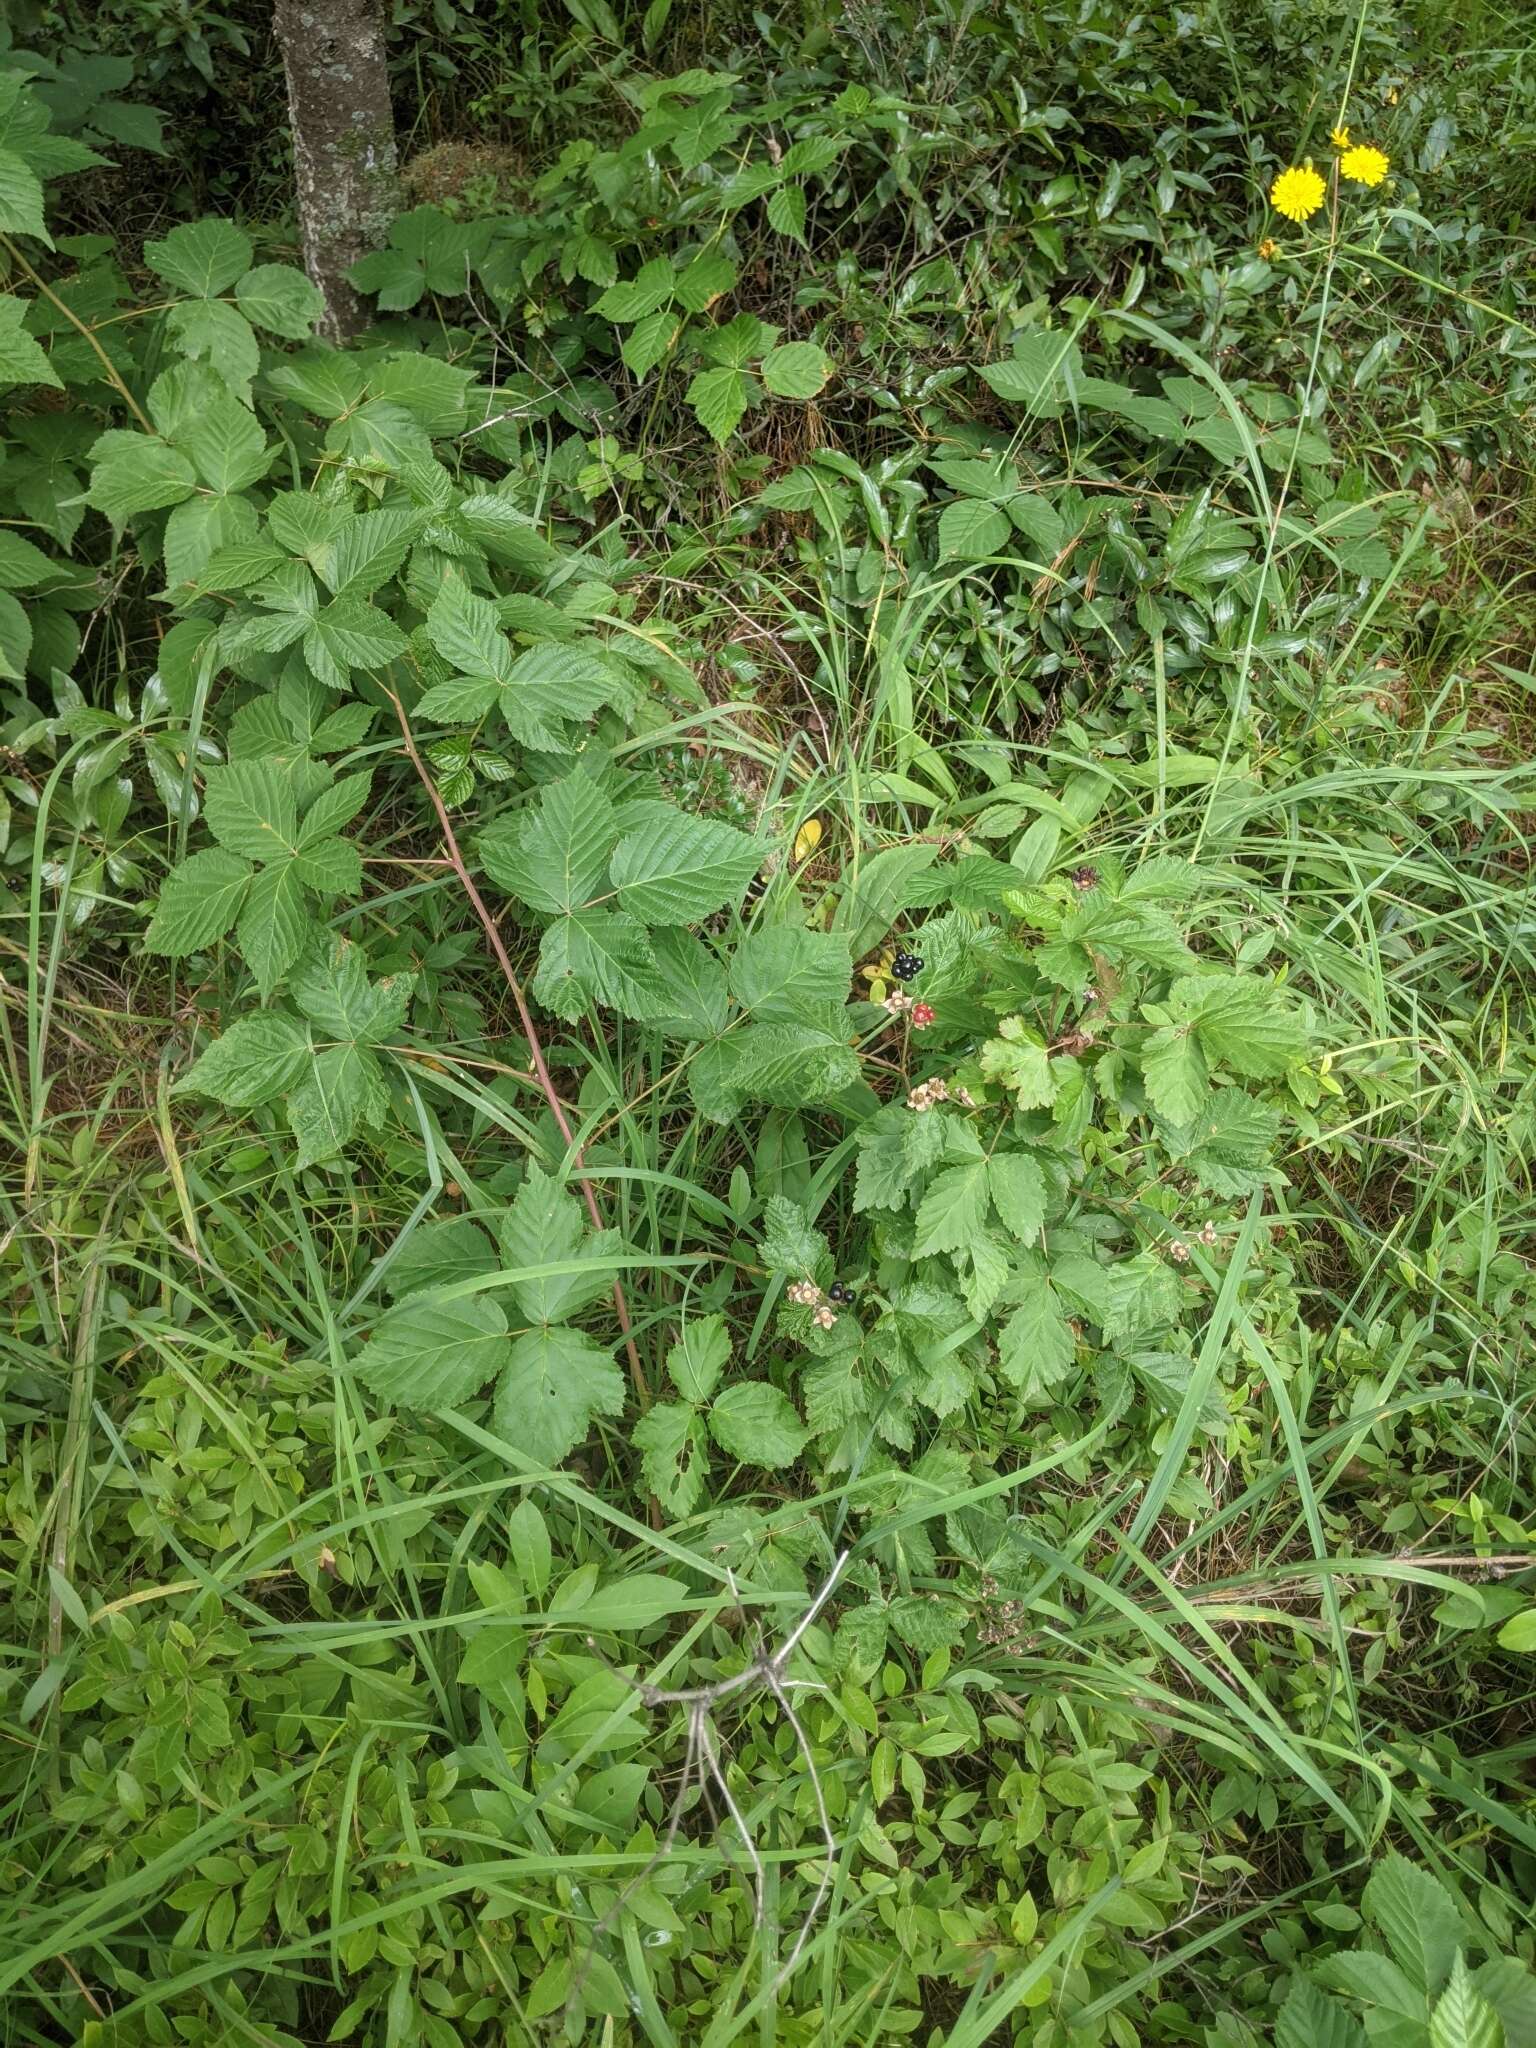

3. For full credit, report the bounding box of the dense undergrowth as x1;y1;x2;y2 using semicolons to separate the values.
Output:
1;1;1534;2043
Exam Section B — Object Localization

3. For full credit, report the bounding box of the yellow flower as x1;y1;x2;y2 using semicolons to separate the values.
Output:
1330;124;1352;148
1258;237;1279;259
1270;162;1326;222
1340;143;1390;186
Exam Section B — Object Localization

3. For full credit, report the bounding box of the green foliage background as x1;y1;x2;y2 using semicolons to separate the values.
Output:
1;2;1534;2044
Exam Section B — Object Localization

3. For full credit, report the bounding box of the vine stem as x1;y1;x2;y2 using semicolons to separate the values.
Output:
0;232;155;433
385;691;650;1411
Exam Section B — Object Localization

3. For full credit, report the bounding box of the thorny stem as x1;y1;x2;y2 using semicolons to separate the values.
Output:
386;691;650;1411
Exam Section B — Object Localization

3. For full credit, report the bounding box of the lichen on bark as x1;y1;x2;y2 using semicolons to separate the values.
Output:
273;0;399;344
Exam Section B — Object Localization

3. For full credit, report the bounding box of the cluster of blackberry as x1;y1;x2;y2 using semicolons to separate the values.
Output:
890;951;924;981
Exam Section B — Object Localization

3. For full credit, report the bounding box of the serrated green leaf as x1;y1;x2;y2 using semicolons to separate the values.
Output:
175;395;273;495
728;925;850;1019
354;1291;508;1409
0;149;50;242
387;1217;498;1300
1142;1023;1209;1124
987;1152;1047;1239
533;908;667;1023
1175;972;1308;1077
426;578;512;685
290;933;411;1043
760;340;832;400
708;1381;808;1468
666;1314;729;1403
686;364;755;444
998;1266;1076;1388
938;497;1010;560
163;491;260;592
1430;1958;1504;2048
977;331;1082;415
765;181;806;242
1365;1854;1467;1994
145;848;252;954
1274;1975;1367;2048
633;1401;710;1520
237;857;311;995
913;1159;991;1257
0;293;61;389
297;771;373;850
980;1017;1057;1109
493;1326;625;1467
0;530;57;589
689;1016;860;1119
145;217;253;296
498;1163;620;1325
286;1041;388;1166
321;509;422;599
303;597;407;688
621;307;684;381
479;775;618;914
163;297;259;393
235;262;323;338
88;430;197;521
609;812;761;925
203;760;300;862
177;1011;311;1107
594;256;677;323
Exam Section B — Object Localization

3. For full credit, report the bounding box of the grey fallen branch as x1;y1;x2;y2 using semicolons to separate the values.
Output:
589;1547;849;1988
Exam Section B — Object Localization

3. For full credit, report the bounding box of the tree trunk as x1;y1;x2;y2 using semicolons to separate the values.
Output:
272;0;398;345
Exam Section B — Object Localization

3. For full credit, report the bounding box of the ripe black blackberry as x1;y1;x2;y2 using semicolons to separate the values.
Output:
828;1282;851;1303
891;951;924;981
